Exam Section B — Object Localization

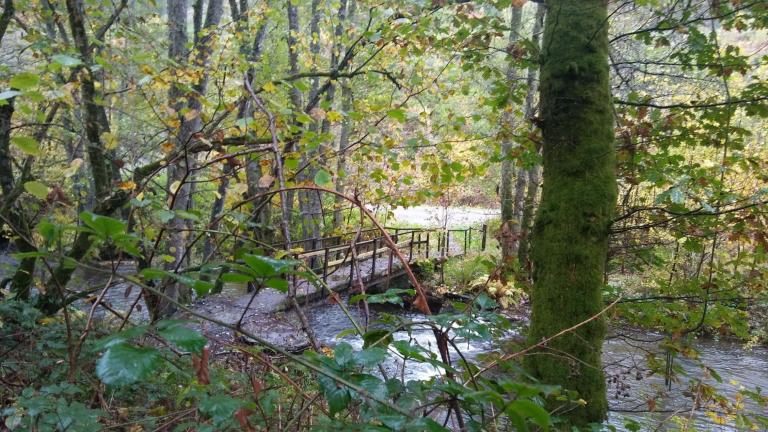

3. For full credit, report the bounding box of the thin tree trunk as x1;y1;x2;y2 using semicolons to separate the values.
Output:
156;0;224;319
202;161;232;262
525;0;615;426
334;80;352;229
513;3;545;275
517;159;541;277
0;97;13;197
284;0;302;241
34;0;123;309
298;0;324;244
0;0;14;48
499;5;523;267
65;0;113;199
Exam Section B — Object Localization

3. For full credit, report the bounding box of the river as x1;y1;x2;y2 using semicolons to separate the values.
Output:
304;296;768;431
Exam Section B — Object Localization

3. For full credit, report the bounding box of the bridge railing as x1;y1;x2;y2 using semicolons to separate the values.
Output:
286;225;489;286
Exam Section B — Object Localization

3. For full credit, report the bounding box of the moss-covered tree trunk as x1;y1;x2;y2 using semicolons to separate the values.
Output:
526;0;616;426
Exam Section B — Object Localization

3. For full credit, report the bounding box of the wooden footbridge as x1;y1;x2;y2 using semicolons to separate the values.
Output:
284;225;489;290
188;224;489;350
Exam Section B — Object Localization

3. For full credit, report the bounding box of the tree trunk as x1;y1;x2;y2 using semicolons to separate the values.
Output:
0;97;13;197
517;159;541;277
155;0;223;319
525;0;615;426
514;3;545;278
65;0;112;199
499;5;523;267
0;0;14;47
297;0;324;245
333;80;352;229
284;0;302;241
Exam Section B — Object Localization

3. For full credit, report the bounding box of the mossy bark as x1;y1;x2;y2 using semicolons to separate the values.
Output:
526;0;616;427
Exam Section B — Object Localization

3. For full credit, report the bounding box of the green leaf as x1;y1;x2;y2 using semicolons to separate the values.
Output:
96;343;161;386
284;157;299;170
23;181;49;199
80;211;126;239
475;293;497;310
318;374;351;417
155;209;175;223
51;54;82;67
199;395;245;424
387;108;407;123
507;399;549;430
242;254;296;277
11;136;40;156
334;342;355;368
362;329;393;349
156;320;206;353
314;169;332;186
174;209;200;221
296;112;313;124
353;347;387;367
112;233;142;257
94;325;149;349
140;268;169;279
265;277;288;292
10;73;39;90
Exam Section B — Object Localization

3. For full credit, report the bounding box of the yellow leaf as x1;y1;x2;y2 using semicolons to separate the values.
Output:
183;109;199;122
118;181;137;191
64;158;83;178
101;132;118;150
326;111;343;122
262;82;277;93
161;141;175;154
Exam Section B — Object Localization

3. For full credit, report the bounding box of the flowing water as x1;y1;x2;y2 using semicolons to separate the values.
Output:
2;242;766;431
304;297;768;431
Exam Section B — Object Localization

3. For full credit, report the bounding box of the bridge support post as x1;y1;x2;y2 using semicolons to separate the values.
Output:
323;247;329;282
468;227;472;253
371;237;377;281
409;231;415;261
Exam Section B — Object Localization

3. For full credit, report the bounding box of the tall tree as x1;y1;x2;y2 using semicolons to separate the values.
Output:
525;0;616;426
156;0;224;318
499;5;523;268
515;3;546;276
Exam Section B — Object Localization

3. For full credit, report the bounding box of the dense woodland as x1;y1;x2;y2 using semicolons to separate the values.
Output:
1;0;767;430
